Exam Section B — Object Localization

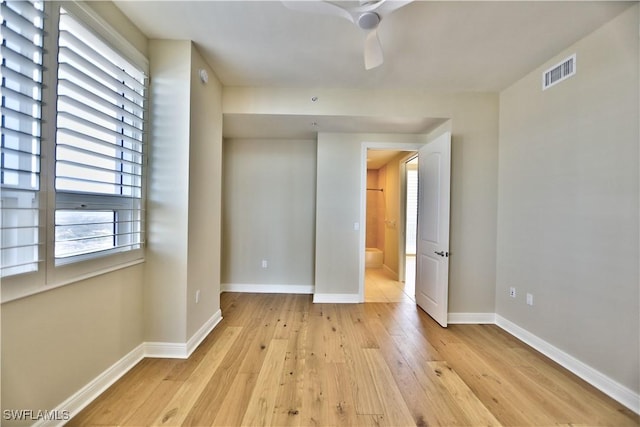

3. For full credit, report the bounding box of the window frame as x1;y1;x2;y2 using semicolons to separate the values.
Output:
1;1;148;302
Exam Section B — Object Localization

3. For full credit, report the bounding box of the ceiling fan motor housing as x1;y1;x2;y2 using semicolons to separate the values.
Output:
357;11;380;30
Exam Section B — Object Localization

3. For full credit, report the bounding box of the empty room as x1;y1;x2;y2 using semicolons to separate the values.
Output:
1;1;638;426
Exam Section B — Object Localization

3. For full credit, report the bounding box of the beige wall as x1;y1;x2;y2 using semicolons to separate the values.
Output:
222;138;317;289
187;45;224;338
2;267;144;420
497;5;639;393
146;40;224;343
145;39;191;343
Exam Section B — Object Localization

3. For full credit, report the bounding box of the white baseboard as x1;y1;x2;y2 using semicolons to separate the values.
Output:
221;283;314;294
34;343;146;427
495;314;640;414
144;341;189;359
448;312;496;324
145;309;223;359
187;309;223;356
313;293;361;303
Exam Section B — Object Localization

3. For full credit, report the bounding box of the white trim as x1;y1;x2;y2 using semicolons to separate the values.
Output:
313;293;361;304
143;341;189;359
145;310;223;359
447;312;496;324
495;315;640;414
33;343;145;427
220;283;314;294
1;259;145;304
359;141;428;303
186;309;223;356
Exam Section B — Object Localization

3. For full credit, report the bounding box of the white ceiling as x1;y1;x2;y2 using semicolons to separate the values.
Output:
114;0;634;138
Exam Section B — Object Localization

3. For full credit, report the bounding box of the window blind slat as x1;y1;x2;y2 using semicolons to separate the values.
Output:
1;106;41;132
57;113;143;149
1;0;43;278
56;230;142;244
58;31;146;93
56;175;141;191
3;1;44;24
0;45;42;75
58;46;145;106
57;62;144;113
58;95;144;136
1;22;42;59
56;159;142;182
1;65;42;96
2;85;42;112
1;126;41;151
58;78;144;125
57;144;142;169
57;127;142;157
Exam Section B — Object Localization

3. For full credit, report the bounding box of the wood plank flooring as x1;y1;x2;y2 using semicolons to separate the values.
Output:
69;293;639;426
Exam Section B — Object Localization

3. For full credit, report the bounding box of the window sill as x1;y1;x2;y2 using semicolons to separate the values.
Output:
1;257;145;304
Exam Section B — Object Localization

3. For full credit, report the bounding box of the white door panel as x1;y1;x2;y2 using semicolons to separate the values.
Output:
415;132;451;327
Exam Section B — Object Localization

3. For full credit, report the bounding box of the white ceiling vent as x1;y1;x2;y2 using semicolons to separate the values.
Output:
542;54;576;90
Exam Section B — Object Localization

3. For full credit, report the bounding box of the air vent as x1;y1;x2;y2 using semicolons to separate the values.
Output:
542;54;576;90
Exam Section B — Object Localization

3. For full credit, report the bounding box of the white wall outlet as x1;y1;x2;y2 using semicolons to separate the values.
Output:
261;259;268;269
195;289;200;304
526;293;534;306
509;287;516;298
353;222;360;231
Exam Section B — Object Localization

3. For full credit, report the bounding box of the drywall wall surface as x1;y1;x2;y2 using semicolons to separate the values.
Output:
186;44;224;338
145;39;191;343
497;5;639;393
2;265;144;424
222;138;317;290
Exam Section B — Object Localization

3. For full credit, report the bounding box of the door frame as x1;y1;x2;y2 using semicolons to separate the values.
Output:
358;142;426;302
400;153;419;284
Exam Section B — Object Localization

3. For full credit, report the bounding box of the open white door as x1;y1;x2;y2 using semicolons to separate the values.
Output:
415;132;451;327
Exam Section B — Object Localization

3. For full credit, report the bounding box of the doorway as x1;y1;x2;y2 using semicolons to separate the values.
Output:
358;130;452;326
362;148;418;303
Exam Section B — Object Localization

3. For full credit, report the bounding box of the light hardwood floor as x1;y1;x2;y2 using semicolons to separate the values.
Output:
69;293;638;426
364;257;415;303
365;268;414;303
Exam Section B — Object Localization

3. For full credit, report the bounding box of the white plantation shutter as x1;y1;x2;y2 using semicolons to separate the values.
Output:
54;8;146;260
0;0;44;277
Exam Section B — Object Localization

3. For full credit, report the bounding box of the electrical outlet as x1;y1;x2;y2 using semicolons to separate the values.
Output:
261;259;268;269
195;289;200;304
526;293;534;306
509;287;516;298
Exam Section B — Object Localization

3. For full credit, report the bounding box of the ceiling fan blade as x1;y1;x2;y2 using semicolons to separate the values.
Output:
281;1;354;23
373;0;414;17
364;28;383;70
351;0;413;17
